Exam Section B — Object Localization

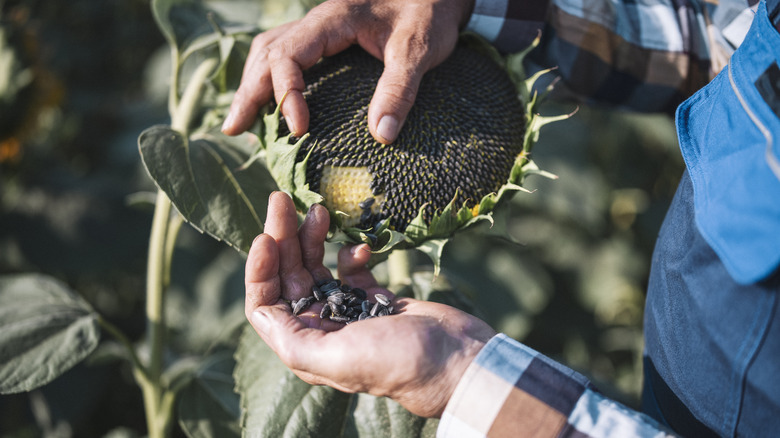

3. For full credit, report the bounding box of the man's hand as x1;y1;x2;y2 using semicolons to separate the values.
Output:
222;0;475;144
245;192;496;417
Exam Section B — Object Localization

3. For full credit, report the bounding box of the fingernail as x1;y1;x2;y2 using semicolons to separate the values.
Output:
285;115;299;137
376;115;399;143
221;111;236;133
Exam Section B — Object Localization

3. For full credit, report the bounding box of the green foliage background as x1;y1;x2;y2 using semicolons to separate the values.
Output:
0;0;683;436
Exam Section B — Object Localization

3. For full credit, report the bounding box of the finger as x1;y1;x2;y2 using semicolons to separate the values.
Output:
265;2;358;135
243;22;297;72
299;204;332;283
223;51;273;135
264;191;310;298
223;68;273;135
367;28;430;144
249;305;352;378
337;244;382;291
222;23;298;135
245;234;281;317
267;49;312;136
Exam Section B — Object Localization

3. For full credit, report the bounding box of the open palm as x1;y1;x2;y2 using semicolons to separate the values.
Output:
245;192;495;417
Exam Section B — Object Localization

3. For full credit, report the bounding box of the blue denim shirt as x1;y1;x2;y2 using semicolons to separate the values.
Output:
645;2;780;436
676;0;780;285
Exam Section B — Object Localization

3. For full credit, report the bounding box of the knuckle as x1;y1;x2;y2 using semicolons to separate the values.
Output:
266;44;287;63
251;32;274;49
381;80;418;107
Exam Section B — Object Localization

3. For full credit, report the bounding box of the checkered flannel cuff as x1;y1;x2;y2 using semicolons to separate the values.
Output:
438;334;675;438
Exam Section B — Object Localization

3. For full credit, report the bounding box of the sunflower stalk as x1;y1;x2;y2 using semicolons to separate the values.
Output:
387;250;414;294
138;56;218;438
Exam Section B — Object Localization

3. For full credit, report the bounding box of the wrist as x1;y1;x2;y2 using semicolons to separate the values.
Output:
432;334;491;417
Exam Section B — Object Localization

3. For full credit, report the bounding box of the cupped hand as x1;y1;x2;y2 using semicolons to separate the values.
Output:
245;192;496;417
222;0;475;144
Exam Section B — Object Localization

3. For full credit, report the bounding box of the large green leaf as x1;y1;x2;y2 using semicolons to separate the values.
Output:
178;351;242;438
138;126;277;253
0;274;100;394
234;325;352;437
344;394;437;438
234;324;438;437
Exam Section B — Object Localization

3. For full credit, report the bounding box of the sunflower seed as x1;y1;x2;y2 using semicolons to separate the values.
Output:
327;293;345;306
375;293;390;306
312;285;324;301
320;303;332;319
328;302;346;316
293;296;315;315
320;280;340;293
359;197;375;210
294;279;395;324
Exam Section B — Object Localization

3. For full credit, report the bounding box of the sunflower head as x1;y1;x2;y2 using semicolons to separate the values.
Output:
254;34;563;272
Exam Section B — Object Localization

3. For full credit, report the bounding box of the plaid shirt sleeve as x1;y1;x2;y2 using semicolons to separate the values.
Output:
438;334;676;437
465;0;759;112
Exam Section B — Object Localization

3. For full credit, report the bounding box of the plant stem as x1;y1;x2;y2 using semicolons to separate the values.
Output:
387;250;414;295
168;47;180;117
172;58;218;133
140;57;218;438
143;190;172;438
97;316;147;380
163;213;184;289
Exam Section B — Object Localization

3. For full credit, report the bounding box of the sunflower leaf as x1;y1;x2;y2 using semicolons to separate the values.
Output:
417;239;448;280
138;126;276;253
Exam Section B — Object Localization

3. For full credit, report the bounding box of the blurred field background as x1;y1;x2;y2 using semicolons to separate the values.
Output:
0;0;684;436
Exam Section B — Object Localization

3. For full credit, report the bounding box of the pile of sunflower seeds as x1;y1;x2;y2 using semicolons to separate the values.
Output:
290;279;394;324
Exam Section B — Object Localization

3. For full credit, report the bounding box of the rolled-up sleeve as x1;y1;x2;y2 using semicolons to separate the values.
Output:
465;0;757;112
438;334;676;437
